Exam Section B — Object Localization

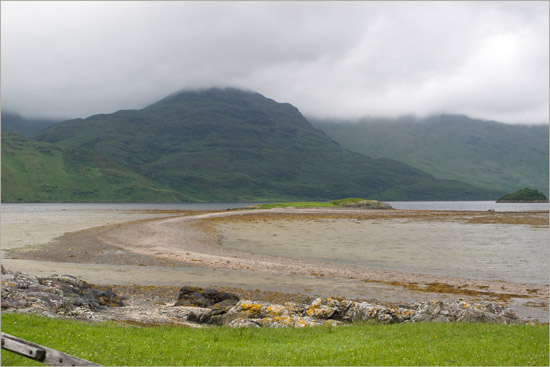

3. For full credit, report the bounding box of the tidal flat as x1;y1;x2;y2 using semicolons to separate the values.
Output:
2;205;548;322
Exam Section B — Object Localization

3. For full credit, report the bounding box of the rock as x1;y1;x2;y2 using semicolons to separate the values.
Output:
94;289;124;307
228;318;262;328
198;309;212;324
1;269;123;318
175;286;239;309
306;297;340;319
178;286;240;324
224;300;313;328
39;275;124;310
406;300;522;324
2;269;525;327
218;297;523;328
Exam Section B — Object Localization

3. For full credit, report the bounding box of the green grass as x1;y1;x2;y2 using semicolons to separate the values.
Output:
255;198;376;209
2;313;548;366
1;133;189;202
255;201;339;209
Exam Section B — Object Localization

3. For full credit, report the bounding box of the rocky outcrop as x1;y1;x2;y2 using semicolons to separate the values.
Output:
2;269;523;327
1;267;123;318
218;297;520;328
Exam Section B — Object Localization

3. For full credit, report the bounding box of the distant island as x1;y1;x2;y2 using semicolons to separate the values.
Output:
496;188;548;203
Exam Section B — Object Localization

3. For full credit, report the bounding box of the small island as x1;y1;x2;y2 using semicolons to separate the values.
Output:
496;188;549;203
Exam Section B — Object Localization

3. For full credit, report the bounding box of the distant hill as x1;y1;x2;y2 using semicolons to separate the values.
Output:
1;111;59;138
312;115;549;197
8;88;499;203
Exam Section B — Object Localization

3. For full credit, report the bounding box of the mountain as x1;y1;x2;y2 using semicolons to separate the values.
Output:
1;133;186;202
312;114;549;197
1;111;59;138
6;88;501;202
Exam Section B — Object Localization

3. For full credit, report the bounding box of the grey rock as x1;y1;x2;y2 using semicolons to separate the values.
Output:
1;269;123;318
175;286;239;311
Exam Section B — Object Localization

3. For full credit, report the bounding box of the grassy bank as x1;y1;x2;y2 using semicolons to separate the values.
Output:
1;313;548;366
254;198;377;209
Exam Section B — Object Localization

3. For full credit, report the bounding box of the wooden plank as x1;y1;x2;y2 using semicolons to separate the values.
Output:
1;332;101;366
1;336;46;361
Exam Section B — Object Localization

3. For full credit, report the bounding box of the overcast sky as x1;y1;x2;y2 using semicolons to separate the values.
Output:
1;1;548;124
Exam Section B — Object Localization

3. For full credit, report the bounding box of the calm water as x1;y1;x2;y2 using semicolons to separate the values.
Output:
388;201;549;211
1;202;256;213
2;201;548;213
219;217;549;285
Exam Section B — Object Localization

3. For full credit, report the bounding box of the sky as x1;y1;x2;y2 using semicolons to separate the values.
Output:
1;1;548;124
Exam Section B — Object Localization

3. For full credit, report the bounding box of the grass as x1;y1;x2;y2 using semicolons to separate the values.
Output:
255;201;339;209
1;313;548;366
1;133;188;202
254;198;374;209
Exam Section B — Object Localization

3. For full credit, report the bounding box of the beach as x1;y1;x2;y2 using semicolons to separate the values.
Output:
3;206;548;322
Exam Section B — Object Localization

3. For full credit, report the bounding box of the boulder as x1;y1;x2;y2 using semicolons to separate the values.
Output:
175;286;239;309
176;286;240;324
224;300;332;328
187;307;228;325
1;269;123;318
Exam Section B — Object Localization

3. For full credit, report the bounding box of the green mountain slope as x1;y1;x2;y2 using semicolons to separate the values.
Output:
13;88;501;202
1;133;187;202
312;115;549;197
1;111;59;138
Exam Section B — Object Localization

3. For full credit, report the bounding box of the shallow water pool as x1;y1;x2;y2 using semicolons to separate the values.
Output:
218;218;549;285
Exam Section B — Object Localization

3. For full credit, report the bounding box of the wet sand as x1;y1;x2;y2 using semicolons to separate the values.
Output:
7;208;548;303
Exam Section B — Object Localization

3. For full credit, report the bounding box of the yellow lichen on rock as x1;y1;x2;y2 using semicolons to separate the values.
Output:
240;302;263;313
294;317;309;328
266;304;287;316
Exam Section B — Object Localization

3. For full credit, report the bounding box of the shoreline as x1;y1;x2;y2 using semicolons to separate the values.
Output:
7;208;548;303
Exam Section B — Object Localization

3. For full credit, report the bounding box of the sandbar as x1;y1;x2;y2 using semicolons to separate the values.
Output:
8;208;548;304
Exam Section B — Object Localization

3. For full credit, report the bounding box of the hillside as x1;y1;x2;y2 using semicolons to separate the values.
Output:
8;88;501;202
1;133;186;202
312;115;549;196
1;111;59;138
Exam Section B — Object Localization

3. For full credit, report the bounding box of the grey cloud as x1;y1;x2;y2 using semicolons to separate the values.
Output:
1;1;548;124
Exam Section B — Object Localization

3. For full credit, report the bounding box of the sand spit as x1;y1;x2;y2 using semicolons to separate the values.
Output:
9;208;549;303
